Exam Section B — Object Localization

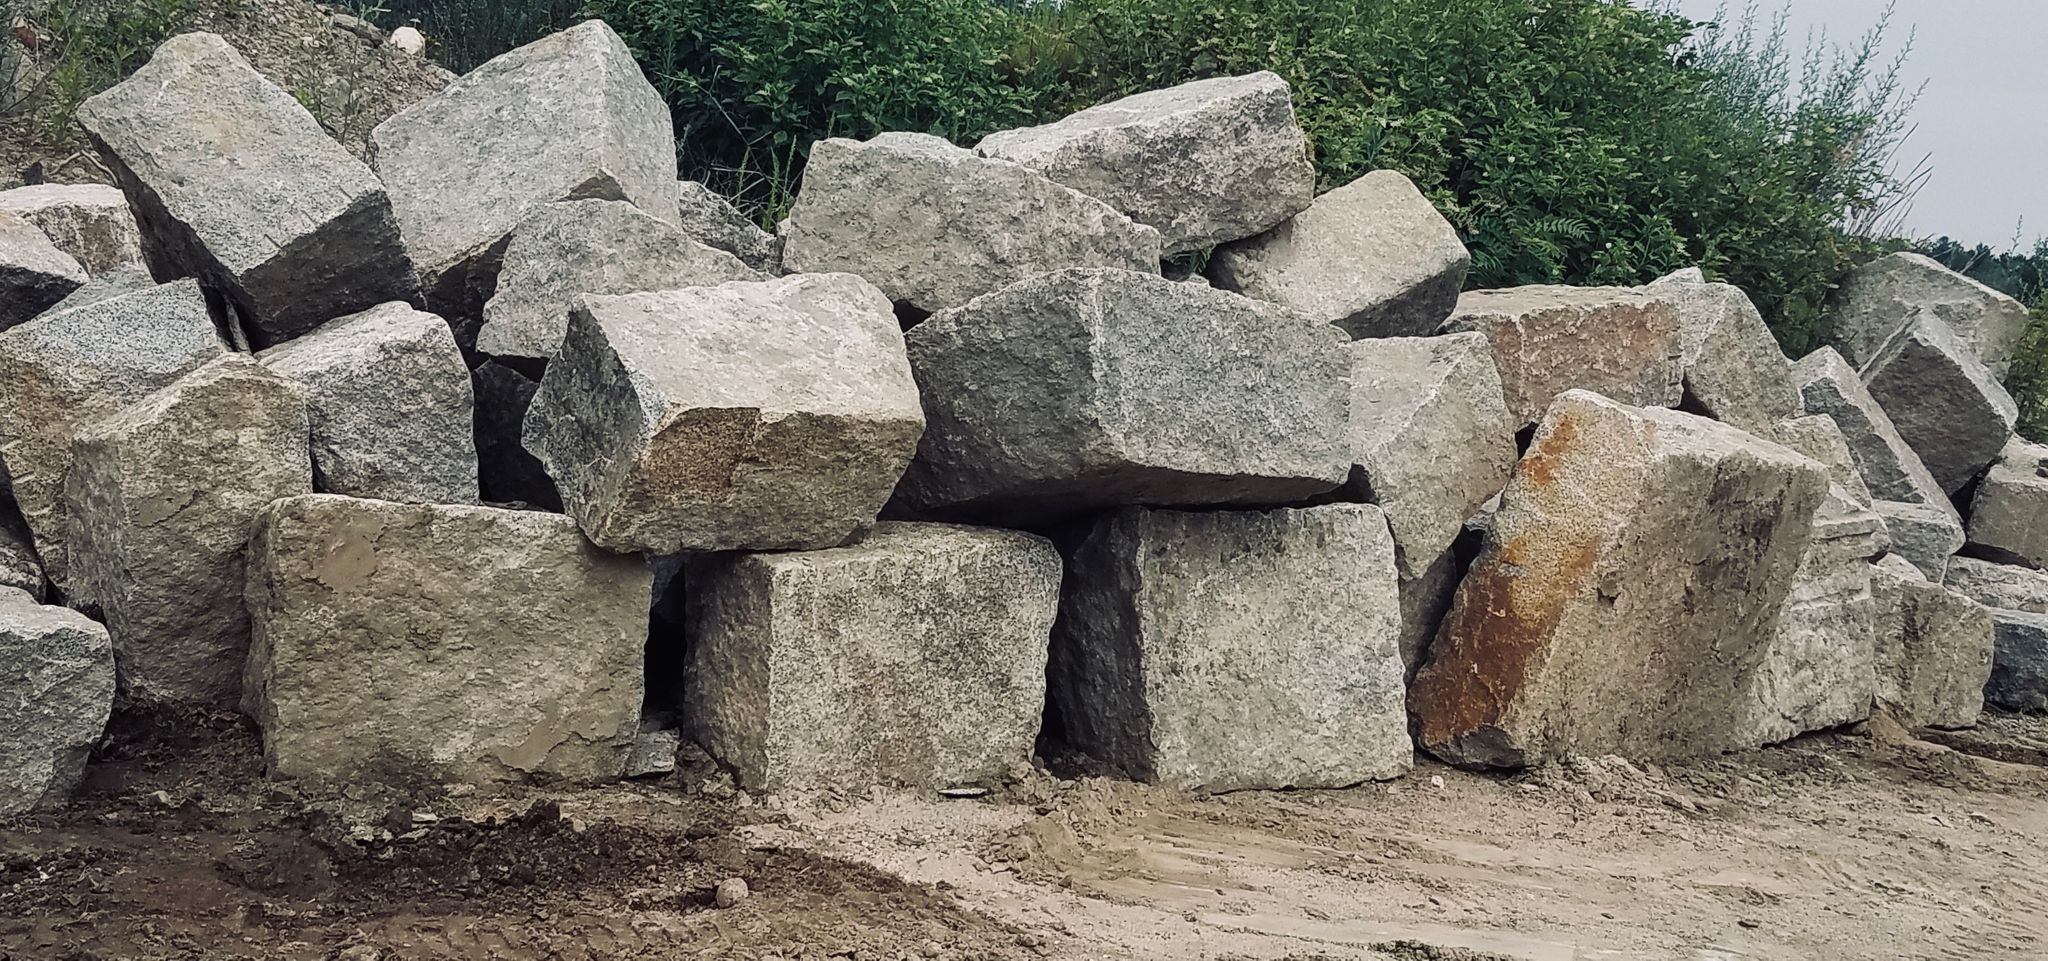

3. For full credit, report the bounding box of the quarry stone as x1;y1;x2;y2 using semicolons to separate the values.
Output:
1827;252;2032;376
1744;505;1884;746
1661;281;1800;433
1873;500;1964;581
0;588;113;816
258;303;477;505
0;210;86;329
896;268;1350;522
65;355;311;709
0;280;226;590
1945;556;2048;614
676;180;780;273
471;362;561;510
1986;608;2048;713
1792;347;1955;517
1872;554;1994;729
478;199;762;361
1762;415;1875;508
0;183;143;276
1340;332;1515;578
978;72;1313;255
1206;170;1469;339
1651;267;1706;286
243;494;649;784
1050;504;1410;792
1440;286;1684;428
1966;437;2048;568
780;132;1160;316
525;273;923;553
1859;314;2016;494
686;522;1061;793
1411;391;1828;768
370;20;681;315
76;33;414;346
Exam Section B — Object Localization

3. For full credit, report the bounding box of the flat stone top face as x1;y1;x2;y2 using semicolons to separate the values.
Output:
1442;284;1683;425
0;184;128;215
0;210;86;281
75;33;380;276
1451;284;1667;319
584;272;921;421
370;20;679;278
2;280;224;381
258;301;444;373
739;521;1051;575
1946;556;2048;615
982;72;1295;146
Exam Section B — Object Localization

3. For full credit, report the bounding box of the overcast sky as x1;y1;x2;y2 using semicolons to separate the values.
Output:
1670;0;2045;247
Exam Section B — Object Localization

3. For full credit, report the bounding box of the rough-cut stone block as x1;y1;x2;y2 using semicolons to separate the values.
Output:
0;210;86;329
1659;281;1800;433
0;588;113;816
1744;506;1884;745
781;133;1160;316
897;268;1349;523
1793;347;1954;518
77;33;414;346
685;522;1060;793
1411;391;1827;768
0;280;227;589
1986;609;2048;713
1828;252;2032;376
1874;500;1964;580
526;273;922;553
1945;556;2048;614
258;303;477;504
65;355;310;709
1440;286;1684;428
370;20;680;315
977;73;1312;255
243;494;649;784
477;199;761;360
0;184;143;276
676;180;779;273
1207;170;1468;339
1860;314;2016;494
1873;554;1993;729
472;361;562;510
1651;267;1706;286
1340;333;1514;578
1966;437;2048;569
1762;415;1874;508
1051;504;1410;791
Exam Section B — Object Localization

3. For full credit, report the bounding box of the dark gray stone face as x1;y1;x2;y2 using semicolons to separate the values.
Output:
77;33;415;346
1987;608;2048;713
1859;314;2016;495
471;361;561;512
0;210;86;330
1792;347;1955;519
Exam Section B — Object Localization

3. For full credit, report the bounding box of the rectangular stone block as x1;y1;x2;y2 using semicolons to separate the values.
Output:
0;183;143;277
1050;504;1410;791
1744;509;1884;746
77;33;414;345
66;355;311;709
1440;286;1684;428
1967;437;2048;568
243;495;649;785
1945;556;2048;614
1411;391;1828;767
0;209;85;329
1859;313;2016;494
1987;609;2048;713
684;522;1060;793
1655;279;1801;434
0;588;113;816
1874;554;1994;729
1874;500;1964;581
1793;347;1955;518
1827;252;2032;377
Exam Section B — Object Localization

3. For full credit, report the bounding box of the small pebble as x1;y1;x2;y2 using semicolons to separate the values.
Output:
1430;775;1446;789
714;877;749;909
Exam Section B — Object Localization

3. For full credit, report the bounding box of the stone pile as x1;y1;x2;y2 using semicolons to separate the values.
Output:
1;21;2041;815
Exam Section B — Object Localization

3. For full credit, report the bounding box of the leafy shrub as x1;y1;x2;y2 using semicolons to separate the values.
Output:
3;0;200;128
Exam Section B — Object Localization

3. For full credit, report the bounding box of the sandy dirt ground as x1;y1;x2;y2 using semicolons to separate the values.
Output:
3;710;2046;961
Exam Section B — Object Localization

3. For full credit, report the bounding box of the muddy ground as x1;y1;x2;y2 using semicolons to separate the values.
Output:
3;711;2045;961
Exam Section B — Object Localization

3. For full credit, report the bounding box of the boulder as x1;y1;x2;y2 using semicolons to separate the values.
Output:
1873;500;1964;580
1858;314;2016;494
895;268;1350;523
1872;554;1994;729
1966;437;2048;568
1945;556;2048;614
1440;286;1684;428
243;494;649;784
780;133;1161;316
676;180;780;273
0;505;44;600
477;199;762;361
1206;170;1468;339
0;210;86;329
1659;281;1800;433
1650;267;1707;286
1792;347;1954;517
370;20;681;316
471;361;562;510
686;522;1060;793
977;72;1313;255
525;273;923;553
0;183;144;276
0;280;227;589
1827;252;2032;376
1761;415;1875;508
1052;504;1409;791
76;33;414;346
65;355;311;709
1410;391;1828;768
1339;332;1515;578
258;303;477;504
1744;502;1884;745
1986;609;2048;713
0;588;113;816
